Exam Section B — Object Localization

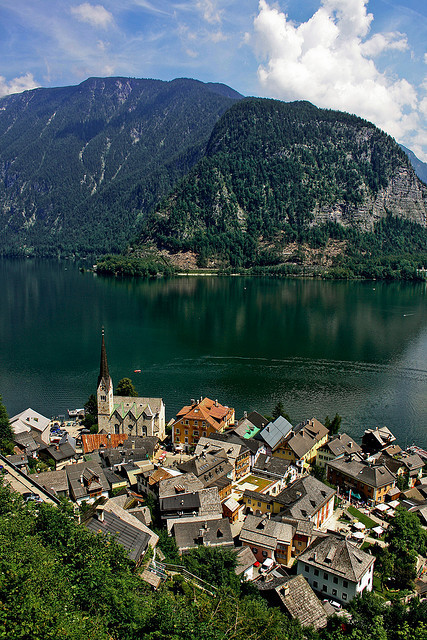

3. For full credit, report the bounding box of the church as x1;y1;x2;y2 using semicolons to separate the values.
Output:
97;330;166;440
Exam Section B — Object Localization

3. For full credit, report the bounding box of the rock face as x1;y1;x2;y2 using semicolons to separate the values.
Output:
313;165;427;230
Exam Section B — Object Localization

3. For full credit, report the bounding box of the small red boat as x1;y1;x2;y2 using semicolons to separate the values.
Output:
134;369;142;373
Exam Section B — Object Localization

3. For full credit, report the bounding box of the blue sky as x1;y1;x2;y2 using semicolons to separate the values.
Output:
1;0;426;159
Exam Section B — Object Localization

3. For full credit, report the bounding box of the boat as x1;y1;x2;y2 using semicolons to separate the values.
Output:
67;408;85;418
134;369;142;373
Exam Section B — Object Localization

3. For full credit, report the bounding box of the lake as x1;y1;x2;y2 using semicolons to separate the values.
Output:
0;259;426;447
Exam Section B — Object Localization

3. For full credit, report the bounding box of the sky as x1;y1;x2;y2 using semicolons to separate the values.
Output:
1;0;426;160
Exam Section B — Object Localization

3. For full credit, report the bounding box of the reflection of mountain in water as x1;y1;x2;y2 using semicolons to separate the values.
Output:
0;260;426;446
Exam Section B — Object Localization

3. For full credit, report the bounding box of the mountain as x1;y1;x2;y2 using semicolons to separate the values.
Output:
142;98;427;272
400;145;427;184
0;77;242;256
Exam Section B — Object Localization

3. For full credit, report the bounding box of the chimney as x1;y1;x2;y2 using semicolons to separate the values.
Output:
79;474;84;484
96;506;105;522
191;398;196;405
283;582;290;597
107;433;111;440
244;411;247;419
132;441;135;450
215;399;218;407
198;528;205;538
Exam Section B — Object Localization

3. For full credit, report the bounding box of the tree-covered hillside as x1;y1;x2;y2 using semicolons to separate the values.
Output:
0;77;241;256
143;98;427;271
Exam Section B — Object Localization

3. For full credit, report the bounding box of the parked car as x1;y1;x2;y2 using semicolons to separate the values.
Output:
259;558;275;573
23;492;43;504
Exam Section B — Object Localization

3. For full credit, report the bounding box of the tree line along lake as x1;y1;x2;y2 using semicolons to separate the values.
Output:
0;259;426;447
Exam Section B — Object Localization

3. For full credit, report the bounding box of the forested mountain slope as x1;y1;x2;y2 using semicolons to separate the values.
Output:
0;77;241;255
142;98;427;269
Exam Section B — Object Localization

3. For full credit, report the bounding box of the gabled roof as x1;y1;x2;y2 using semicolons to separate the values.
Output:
298;534;374;582
276;575;328;629
174;397;234;431
13;431;40;453
260;416;293;450
85;511;150;562
82;433;128;453
328;454;396;488
66;461;110;499
284;418;329;458
33;469;68;495
111;397;163;419
323;433;362;457
235;546;256;575
172;517;233;551
275;476;335;519
240;515;293;549
253;453;291;477
160;492;201;513
158;472;204;499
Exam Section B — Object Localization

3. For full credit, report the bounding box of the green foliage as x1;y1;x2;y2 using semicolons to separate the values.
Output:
82;393;98;430
182;546;240;591
142;98;426;276
325;413;342;435
272;401;292;423
0;394;13;453
115;377;138;397
95;254;176;278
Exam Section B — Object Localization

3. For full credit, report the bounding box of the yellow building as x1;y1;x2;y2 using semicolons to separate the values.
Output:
273;418;329;470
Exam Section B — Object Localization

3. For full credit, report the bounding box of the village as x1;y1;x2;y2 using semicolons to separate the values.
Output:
1;331;427;631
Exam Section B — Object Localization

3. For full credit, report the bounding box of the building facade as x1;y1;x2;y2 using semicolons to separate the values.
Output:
97;330;165;440
172;397;235;451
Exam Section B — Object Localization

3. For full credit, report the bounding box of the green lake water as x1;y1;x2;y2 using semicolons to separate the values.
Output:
0;259;426;447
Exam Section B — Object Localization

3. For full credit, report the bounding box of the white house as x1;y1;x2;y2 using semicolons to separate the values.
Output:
296;534;375;604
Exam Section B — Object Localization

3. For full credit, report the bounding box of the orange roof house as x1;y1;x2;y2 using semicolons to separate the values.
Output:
173;397;235;451
82;433;128;454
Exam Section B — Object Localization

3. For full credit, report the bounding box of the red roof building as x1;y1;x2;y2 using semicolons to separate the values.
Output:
173;397;235;451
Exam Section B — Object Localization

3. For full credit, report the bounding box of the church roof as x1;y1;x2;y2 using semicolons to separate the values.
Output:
98;328;111;387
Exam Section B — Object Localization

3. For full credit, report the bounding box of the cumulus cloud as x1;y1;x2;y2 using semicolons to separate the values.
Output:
0;73;39;98
250;0;426;159
71;3;114;28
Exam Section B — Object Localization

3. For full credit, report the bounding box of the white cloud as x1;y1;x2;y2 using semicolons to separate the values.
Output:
71;3;114;28
250;0;426;159
0;73;39;97
196;0;222;24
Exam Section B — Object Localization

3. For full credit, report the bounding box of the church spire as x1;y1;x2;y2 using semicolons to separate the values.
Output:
98;327;110;386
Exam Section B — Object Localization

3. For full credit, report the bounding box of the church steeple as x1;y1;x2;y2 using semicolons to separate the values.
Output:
97;328;114;432
98;327;110;387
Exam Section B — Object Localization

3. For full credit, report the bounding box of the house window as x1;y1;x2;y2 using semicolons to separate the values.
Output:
304;565;309;572
184;420;189;425
343;580;348;588
262;550;268;557
313;581;318;588
101;395;106;401
175;428;180;434
194;420;198;426
193;430;199;437
322;585;327;592
252;548;257;554
202;431;207;437
333;577;338;584
342;593;348;600
184;437;188;444
314;569;319;576
332;589;337;596
323;573;329;580
185;430;188;435
267;504;271;509
257;502;261;507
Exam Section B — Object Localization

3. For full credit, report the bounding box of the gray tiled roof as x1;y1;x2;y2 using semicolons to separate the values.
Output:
85;511;150;562
66;461;110;499
276;575;328;629
172;517;233;551
160;492;201;513
158;473;204;499
33;469;68;494
260;416;293;450
235;546;257;575
327;454;396;488
298;534;374;582
240;515;293;549
323;433;362;457
285;419;329;459
253;453;291;477
275;476;335;520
